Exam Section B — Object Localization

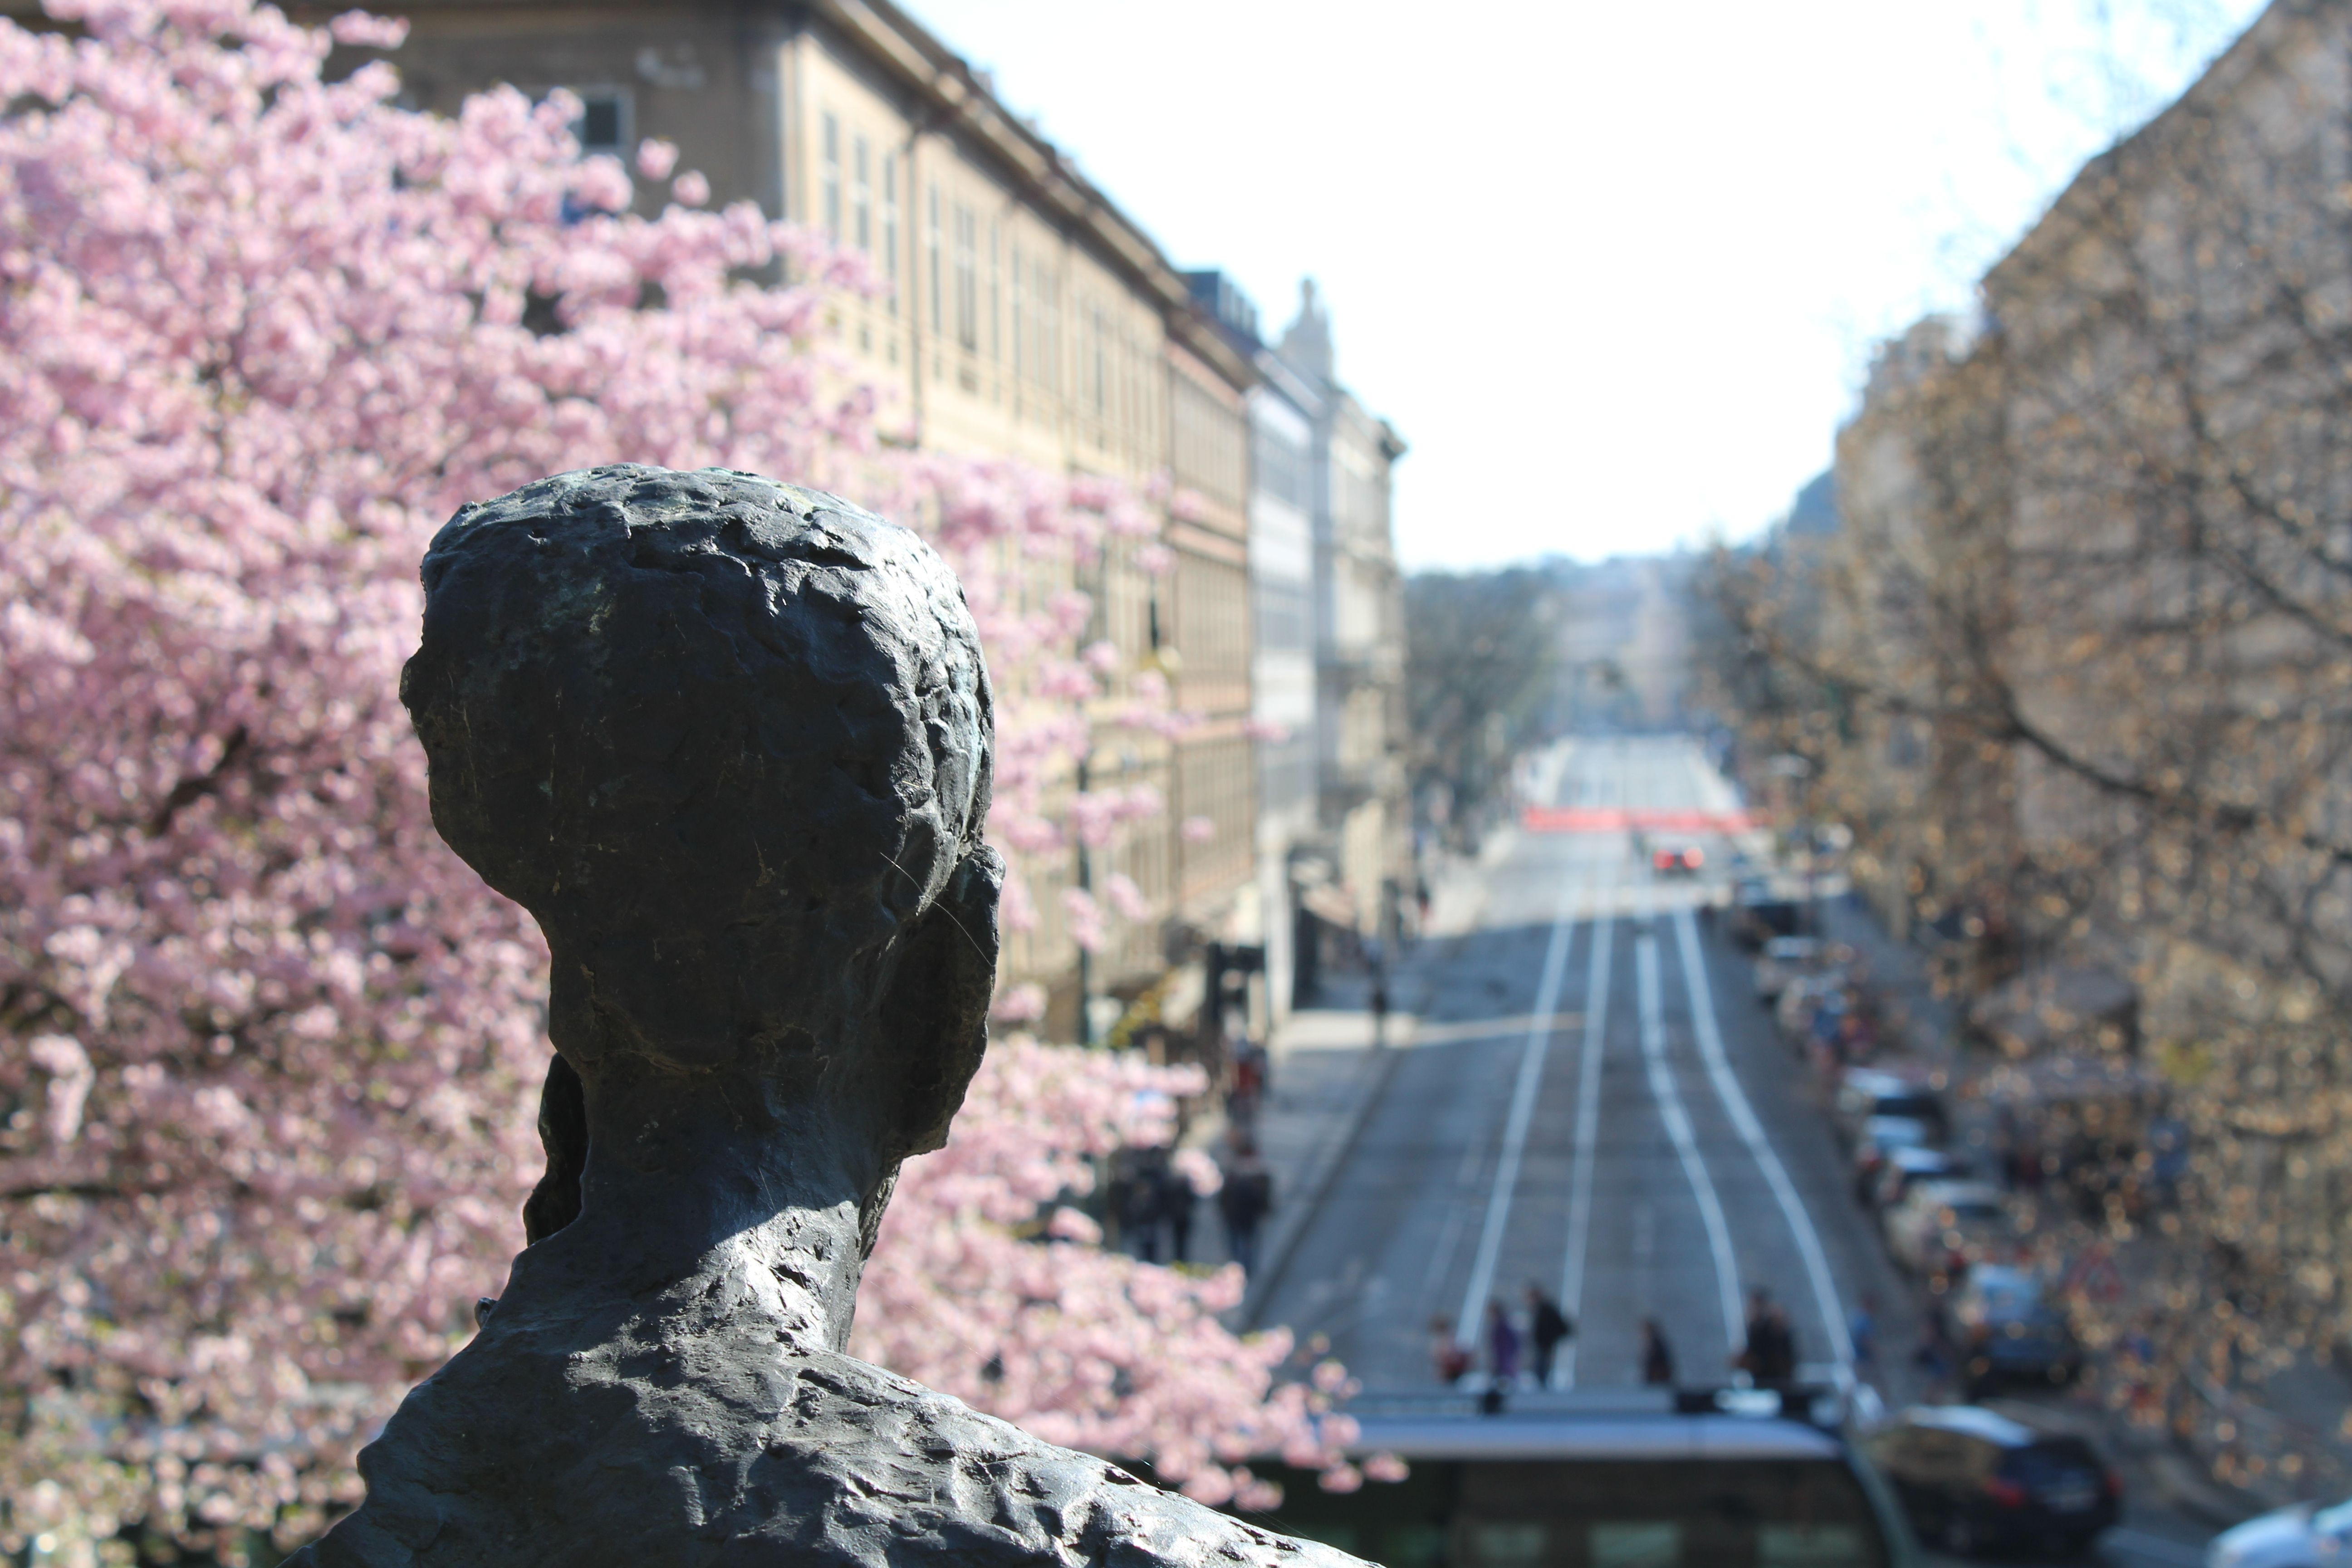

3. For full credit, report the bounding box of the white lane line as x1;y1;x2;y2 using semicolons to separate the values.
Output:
1635;914;1746;1353
1454;868;1585;1347
1556;903;1616;1387
1671;904;1857;1367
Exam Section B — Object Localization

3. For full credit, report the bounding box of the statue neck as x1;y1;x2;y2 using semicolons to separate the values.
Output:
503;1051;880;1354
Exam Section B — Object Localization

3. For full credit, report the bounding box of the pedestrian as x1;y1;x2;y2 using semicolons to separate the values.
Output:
1641;1318;1676;1386
1430;1315;1473;1385
1761;1305;1798;1386
1217;1137;1273;1274
1736;1285;1772;1382
1229;1036;1267;1124
1848;1292;1878;1382
1739;1286;1797;1387
1485;1298;1521;1388
1121;1150;1166;1264
1525;1284;1574;1387
1157;1157;1197;1264
1911;1306;1954;1398
1369;962;1391;1049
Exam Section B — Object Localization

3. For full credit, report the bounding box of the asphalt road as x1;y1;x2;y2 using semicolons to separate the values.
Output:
1255;735;2218;1568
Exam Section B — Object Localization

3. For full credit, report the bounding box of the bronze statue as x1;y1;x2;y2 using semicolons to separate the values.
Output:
291;466;1365;1567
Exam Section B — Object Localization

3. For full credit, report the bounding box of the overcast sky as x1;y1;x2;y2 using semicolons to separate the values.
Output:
905;0;2266;569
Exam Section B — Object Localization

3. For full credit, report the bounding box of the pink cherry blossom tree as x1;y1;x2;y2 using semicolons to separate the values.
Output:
0;4;1366;1558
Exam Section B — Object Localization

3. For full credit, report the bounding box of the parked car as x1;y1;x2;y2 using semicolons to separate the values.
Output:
1853;1115;1938;1201
1754;936;1825;1004
1834;1067;1949;1145
1944;1265;2082;1396
2206;1496;2352;1568
1731;882;1804;949
1651;838;1705;877
1883;1179;2009;1276
1776;971;1849;1049
1863;1405;2120;1558
1872;1146;1973;1210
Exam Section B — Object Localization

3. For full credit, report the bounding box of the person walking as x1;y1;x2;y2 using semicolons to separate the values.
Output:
1739;1286;1797;1387
1158;1157;1198;1264
1848;1293;1879;1383
1121;1150;1166;1264
1761;1304;1798;1386
1525;1284;1574;1387
1217;1137;1273;1274
1641;1318;1676;1386
1430;1316;1473;1385
1485;1298;1522;1389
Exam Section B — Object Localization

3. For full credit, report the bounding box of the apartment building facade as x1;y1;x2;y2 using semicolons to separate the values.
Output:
365;0;1258;1042
1784;0;2352;1364
1192;274;1408;1016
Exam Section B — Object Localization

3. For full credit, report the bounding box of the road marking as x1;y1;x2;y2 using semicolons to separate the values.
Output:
1556;904;1616;1387
1454;867;1585;1348
1410;1012;1583;1047
1671;905;1856;1367
1635;912;1746;1353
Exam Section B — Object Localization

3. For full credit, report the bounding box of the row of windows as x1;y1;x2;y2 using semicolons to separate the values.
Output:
819;110;1167;451
1255;577;1311;656
1176;552;1251;681
1253;422;1312;513
822;114;902;316
1177;736;1255;898
1173;375;1246;511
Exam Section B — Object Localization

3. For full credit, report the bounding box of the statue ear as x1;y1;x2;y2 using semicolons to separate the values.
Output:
876;844;1003;1164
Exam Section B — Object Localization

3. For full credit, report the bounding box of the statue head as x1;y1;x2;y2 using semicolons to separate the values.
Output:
401;466;1000;1227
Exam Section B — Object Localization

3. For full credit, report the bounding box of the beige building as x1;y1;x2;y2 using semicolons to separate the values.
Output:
364;0;1258;1042
1779;0;2352;1386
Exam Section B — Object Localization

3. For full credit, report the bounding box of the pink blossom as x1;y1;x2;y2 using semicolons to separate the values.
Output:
635;137;679;179
1064;887;1107;953
993;981;1047;1023
0;0;1357;1547
1182;815;1218;844
1103;872;1152;922
671;169;710;208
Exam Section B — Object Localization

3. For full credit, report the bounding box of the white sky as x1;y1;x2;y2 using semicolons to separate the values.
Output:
903;0;2267;569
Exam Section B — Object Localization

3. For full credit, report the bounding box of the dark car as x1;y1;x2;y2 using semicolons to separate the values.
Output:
1863;1405;2119;1558
1731;882;1805;949
1944;1266;2083;1396
1652;840;1705;877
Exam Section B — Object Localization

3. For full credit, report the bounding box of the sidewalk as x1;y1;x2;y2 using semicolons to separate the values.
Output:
1192;851;1497;1327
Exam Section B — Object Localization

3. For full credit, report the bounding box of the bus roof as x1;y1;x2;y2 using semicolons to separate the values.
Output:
1343;1412;1847;1461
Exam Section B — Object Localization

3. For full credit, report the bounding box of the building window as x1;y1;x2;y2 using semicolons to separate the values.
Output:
1091;304;1107;416
953;204;978;351
1036;260;1059;393
1010;243;1025;377
570;89;631;156
882;156;899;314
821;113;841;240
927;185;942;333
852;135;870;254
988;220;1000;363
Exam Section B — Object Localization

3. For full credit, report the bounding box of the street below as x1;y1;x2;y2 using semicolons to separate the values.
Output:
1251;735;2219;1568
